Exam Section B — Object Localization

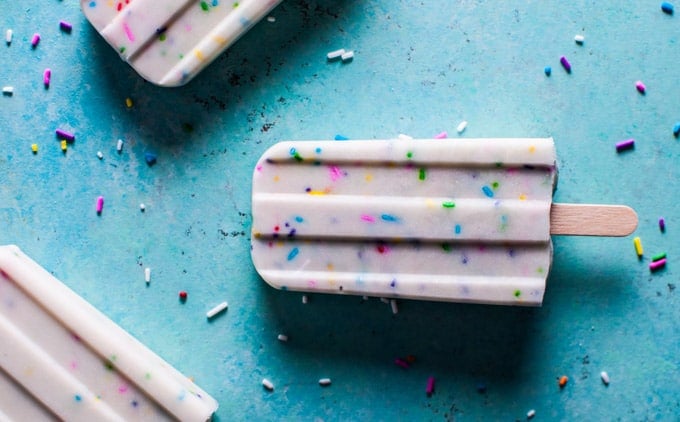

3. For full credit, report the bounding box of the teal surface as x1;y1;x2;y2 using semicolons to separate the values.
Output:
1;1;678;420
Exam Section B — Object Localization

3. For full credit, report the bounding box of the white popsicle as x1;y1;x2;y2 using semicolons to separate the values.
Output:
81;0;283;86
250;138;637;306
0;245;218;421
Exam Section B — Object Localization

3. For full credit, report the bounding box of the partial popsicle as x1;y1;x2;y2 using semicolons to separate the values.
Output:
250;138;637;306
0;245;218;421
81;0;283;86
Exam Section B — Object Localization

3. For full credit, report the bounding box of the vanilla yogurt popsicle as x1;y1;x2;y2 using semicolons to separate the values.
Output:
81;0;282;86
0;245;218;421
250;138;637;306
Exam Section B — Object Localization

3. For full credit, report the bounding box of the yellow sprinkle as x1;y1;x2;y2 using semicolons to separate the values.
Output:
308;190;327;196
125;97;133;108
633;236;643;257
60;140;67;151
326;263;334;270
31;144;38;153
273;175;280;182
212;35;228;45
529;145;536;153
194;50;204;61
519;194;527;200
365;174;373;182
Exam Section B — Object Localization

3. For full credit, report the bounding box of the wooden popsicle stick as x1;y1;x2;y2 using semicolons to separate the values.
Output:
550;203;638;236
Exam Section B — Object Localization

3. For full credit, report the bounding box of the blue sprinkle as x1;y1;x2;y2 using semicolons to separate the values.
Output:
144;152;157;166
390;279;396;288
673;122;680;137
334;134;349;141
295;216;304;222
454;224;462;234
544;66;551;76
315;147;322;153
74;394;82;402
381;214;399;222
89;1;96;7
662;1;674;15
482;186;494;198
289;147;297;155
287;247;299;261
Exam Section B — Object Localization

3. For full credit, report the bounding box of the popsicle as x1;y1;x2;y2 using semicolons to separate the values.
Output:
250;138;637;306
0;245;218;421
81;0;283;86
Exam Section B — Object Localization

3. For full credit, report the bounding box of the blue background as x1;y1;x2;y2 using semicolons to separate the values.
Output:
1;1;678;420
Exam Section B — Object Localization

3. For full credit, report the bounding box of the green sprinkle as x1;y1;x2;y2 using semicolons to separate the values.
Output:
418;168;426;180
293;152;303;162
104;360;115;371
495;162;503;167
492;181;499;189
119;46;126;54
442;201;456;208
145;372;152;380
406;151;413;159
233;1;240;7
159;33;166;42
536;267;544;273
652;252;667;262
441;243;451;252
514;289;521;298
200;1;209;11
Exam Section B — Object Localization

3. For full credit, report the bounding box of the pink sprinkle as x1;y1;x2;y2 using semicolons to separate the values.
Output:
426;376;435;396
96;196;104;214
122;23;135;42
31;33;40;47
118;384;129;393
434;131;448;139
329;165;343;181
43;68;51;88
395;358;409;369
256;165;263;172
635;80;646;94
360;214;375;223
649;258;666;272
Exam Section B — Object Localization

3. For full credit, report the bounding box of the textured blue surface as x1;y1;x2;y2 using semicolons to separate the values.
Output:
1;1;679;420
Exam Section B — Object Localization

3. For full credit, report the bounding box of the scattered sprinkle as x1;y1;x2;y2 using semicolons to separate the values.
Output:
560;56;572;73
31;144;38;153
574;34;585;44
60;140;67;152
334;134;349;140
97;151;103;159
318;378;332;386
527;409;536;419
633;236;643;257
31;33;40;48
659;217;666;232
144;267;151;283
558;375;568;388
600;371;610;386
434;131;447;139
125;97;133;108
673;122;680;137
661;1;674;15
179;291;188;301
43;68;51;88
544;66;551;76
206;301;228;319
2;86;14;96
55;128;75;142
390;299;398;314
140;203;146;211
635;80;646;94
266;16;276;23
277;334;288;342
341;50;354;62
615;138;635;152
649;258;667;272
96;196;104;214
59;20;73;33
326;48;345;61
426;376;435;396
456;120;468;134
302;294;308;304
144;152;157;166
117;139;124;152
652;252;667;262
262;378;274;391
5;29;12;45
397;134;413;140
395;358;409;369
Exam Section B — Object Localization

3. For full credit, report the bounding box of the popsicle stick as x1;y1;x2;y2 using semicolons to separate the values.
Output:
549;203;638;236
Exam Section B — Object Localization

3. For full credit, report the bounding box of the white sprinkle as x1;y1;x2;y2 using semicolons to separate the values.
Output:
574;34;585;44
2;86;13;96
318;378;332;386
362;295;368;301
397;134;413;140
116;139;123;152
600;371;610;385
277;334;288;342
456;120;468;134
206;301;228;319
266;16;276;23
326;48;345;61
380;297;389;304
139;203;146;211
262;378;274;391
390;299;398;314
302;294;308;304
527;409;536;419
144;267;151;283
341;50;354;62
5;29;12;44
96;151;103;159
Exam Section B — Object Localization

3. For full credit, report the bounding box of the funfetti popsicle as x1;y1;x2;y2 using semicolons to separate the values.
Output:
81;0;283;86
0;245;218;421
250;138;638;306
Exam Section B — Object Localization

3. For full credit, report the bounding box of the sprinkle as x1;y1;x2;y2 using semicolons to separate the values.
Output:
649;258;667;272
527;409;536;419
59;20;73;33
206;301;228;319
2;86;13;96
394;358;409;369
560;56;571;73
673;122;680;137
125;97;133;108
661;2;674;14
334;134;349;140
380;297;389;304
179;291;188;301
318;378;332;386
635;80;646;94
31;144;38;153
96;196;104;214
31;33;40;48
434;131;447;139
144;267;151;283
302;294;308;304
5;29;12;45
426;377;435;396
558;375;568;388
397;134;413;140
600;371;610;385
381;214;398;222
60;140;68;151
262;378;274;391
442;201;456;208
544;66;551;76
482;185;494;198
55;129;75;142
145;152;157;166
652;252;667;262
287;247;300;261
140;203;146;211
659;217;666;232
267;16;276;23
456;120;468;134
117;139;124;152
277;334;288;342
43;68;51;88
633;236;643;257
326;48;345;61
390;299;398;314
574;34;585;44
97;151;103;159
615;138;634;152
418;168;426;180
341;51;354;62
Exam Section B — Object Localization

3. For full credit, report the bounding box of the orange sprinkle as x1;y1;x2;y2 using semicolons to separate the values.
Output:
558;375;568;388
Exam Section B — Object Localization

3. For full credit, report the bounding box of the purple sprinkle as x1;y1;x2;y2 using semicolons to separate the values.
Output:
55;128;75;142
615;139;635;152
635;81;646;94
560;56;571;73
659;217;666;232
426;377;435;396
395;358;409;369
59;21;73;33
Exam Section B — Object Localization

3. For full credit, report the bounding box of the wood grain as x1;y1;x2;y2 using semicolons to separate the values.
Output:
550;203;638;236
